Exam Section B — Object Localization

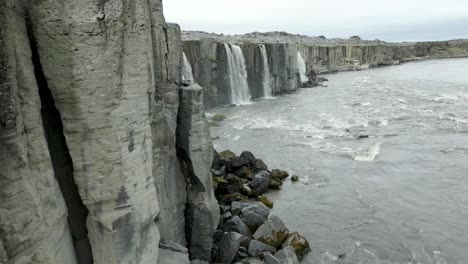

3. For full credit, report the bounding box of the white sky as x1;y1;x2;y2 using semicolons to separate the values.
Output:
164;0;468;41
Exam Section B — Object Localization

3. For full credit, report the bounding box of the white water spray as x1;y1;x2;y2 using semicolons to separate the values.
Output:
260;45;272;97
224;44;251;105
182;52;194;83
297;51;308;84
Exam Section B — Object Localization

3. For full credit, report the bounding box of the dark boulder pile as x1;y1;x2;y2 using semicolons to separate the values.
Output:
210;150;311;263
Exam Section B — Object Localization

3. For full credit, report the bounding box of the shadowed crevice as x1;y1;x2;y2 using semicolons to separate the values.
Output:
27;24;94;264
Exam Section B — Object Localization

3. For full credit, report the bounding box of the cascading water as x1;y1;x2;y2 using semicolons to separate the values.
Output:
182;52;194;83
224;43;251;105
260;45;273;97
297;51;308;84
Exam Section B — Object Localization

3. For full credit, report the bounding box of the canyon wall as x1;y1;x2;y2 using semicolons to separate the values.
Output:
182;35;468;108
0;1;218;264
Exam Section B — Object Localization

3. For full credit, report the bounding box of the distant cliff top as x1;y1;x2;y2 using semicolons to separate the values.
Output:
182;31;468;46
182;31;389;45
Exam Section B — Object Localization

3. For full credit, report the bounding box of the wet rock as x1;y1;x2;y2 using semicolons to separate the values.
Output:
209;121;220;127
274;246;299;264
282;232;311;260
235;166;254;179
223;216;252;237
291;175;299;182
215;232;244;264
263;252;281;264
270;169;289;180
220;205;231;214
248;240;276;257
222;211;233;220
231;201;247;215
241;203;271;232
269;179;282;189
240;151;257;164
254;159;269;172
219;193;249;204
259;196;274;209
231;157;250;169
219;150;237;159
226;174;244;189
253;215;289;248
212;114;227;122
249;171;271;196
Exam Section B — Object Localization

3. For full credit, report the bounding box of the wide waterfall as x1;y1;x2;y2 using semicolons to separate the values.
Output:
182;52;194;83
224;44;251;105
260;45;273;97
297;51;308;84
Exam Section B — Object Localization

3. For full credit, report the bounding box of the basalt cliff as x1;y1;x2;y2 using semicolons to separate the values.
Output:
182;31;468;108
1;1;218;263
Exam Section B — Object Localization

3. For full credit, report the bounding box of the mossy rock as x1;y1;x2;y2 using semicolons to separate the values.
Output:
219;150;236;159
258;229;288;248
212;114;227;122
259;196;274;209
282;232;311;260
209;121;220;127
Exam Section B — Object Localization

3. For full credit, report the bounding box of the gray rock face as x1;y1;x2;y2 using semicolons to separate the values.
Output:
215;232;245;264
1;0;219;263
0;1;78;263
177;84;220;260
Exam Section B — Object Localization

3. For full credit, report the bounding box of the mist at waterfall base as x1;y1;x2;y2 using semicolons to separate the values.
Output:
208;59;468;264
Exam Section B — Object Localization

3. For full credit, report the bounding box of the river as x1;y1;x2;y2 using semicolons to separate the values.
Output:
208;58;468;264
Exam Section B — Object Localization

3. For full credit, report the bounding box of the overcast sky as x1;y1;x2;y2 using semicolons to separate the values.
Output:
164;0;468;42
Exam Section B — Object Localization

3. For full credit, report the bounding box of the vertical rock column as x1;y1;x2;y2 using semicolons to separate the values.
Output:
0;1;78;263
177;84;220;261
33;0;162;263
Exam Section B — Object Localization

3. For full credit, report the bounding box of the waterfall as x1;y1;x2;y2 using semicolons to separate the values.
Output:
182;52;194;83
224;43;251;105
260;45;272;97
297;51;308;84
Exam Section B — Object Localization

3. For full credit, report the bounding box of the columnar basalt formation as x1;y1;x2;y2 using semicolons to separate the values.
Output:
182;31;468;108
1;1;218;264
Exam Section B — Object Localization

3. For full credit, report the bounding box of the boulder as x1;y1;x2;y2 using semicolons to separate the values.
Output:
275;246;299;264
282;232;311;260
226;174;244;189
231;157;250;169
248;240;277;257
240;151;257;164
241;203;270;232
212;114;227;122
219;150;237;159
215;232;244;264
249;171;271;196
191;260;209;264
231;201;248;215
254;159;269;172
219;193;249;204
259;196;274;209
223;216;252;237
270;169;289;180
291;175;299;182
269;179;282;189
253;215;289;248
235;166;254;179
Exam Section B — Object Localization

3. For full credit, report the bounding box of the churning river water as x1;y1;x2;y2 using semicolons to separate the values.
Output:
208;58;468;264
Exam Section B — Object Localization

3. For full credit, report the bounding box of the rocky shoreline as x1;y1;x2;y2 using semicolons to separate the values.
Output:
208;150;309;264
